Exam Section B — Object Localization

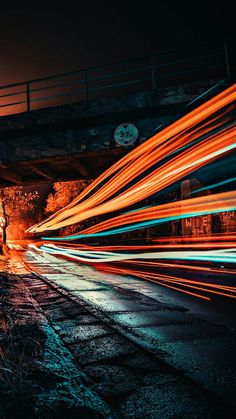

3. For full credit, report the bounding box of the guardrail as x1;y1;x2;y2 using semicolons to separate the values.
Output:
0;41;234;117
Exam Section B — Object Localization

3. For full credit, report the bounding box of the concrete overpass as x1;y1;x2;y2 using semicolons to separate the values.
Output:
0;43;234;186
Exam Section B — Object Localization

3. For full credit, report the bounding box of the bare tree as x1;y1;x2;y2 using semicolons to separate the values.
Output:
0;187;39;248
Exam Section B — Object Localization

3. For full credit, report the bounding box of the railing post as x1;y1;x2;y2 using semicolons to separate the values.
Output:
85;70;89;105
26;81;30;113
151;57;157;90
224;41;231;81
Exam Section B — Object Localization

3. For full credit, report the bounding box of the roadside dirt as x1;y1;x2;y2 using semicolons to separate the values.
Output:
0;255;110;418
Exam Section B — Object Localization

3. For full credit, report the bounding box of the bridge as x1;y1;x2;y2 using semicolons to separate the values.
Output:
0;42;234;186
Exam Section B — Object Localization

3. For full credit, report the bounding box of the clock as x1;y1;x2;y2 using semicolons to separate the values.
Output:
114;122;138;147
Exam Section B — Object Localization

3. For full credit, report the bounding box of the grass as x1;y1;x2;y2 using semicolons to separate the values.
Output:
0;321;46;419
0;273;46;418
0;273;103;418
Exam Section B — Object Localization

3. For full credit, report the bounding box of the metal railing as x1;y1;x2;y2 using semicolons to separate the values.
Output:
0;41;234;118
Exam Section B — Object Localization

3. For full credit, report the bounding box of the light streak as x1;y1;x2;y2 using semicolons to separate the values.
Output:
39;131;236;233
28;84;236;233
41;190;236;240
28;84;236;300
38;243;236;265
191;177;236;194
94;265;236;300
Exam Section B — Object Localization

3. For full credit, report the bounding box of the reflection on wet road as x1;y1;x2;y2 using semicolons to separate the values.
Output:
0;250;28;275
23;248;236;406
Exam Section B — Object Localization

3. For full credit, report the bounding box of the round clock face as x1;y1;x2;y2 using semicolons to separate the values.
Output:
114;123;138;146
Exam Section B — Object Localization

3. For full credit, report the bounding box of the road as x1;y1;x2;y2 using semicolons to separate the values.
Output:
21;248;236;412
2;246;235;416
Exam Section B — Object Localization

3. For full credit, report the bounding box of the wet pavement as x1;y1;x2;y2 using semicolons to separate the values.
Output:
1;248;236;416
23;248;236;412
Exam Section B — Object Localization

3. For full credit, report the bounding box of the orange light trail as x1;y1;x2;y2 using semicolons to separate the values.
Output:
95;265;236;301
28;84;236;234
71;190;236;237
28;84;236;301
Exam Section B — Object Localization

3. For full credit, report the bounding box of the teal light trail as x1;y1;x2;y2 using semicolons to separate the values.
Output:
42;206;236;241
191;177;236;194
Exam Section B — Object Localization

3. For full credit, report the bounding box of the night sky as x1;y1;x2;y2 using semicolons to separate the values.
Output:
0;2;234;85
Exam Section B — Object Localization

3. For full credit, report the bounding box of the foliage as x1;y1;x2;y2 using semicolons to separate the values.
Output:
44;180;92;237
45;180;91;215
0;186;39;246
0;187;39;220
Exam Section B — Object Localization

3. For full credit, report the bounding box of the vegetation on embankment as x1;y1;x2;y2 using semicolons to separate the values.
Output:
0;273;105;419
